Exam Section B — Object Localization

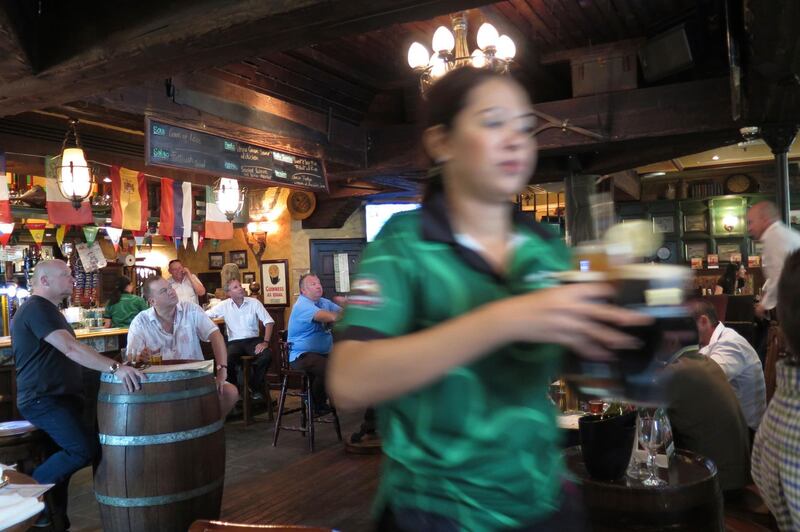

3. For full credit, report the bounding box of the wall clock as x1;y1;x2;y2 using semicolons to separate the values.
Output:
724;174;755;194
287;191;317;220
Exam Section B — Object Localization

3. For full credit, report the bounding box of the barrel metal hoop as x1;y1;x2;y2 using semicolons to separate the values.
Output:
98;385;216;404
98;419;224;446
100;370;211;384
95;476;224;507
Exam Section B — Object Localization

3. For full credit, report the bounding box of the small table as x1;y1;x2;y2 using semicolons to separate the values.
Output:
3;470;43;532
564;446;724;531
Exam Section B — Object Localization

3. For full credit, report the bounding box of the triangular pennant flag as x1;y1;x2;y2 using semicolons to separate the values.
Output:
0;223;14;247
28;223;45;249
84;225;99;245
175;237;181;250
56;225;67;247
192;231;199;251
182;236;189;249
197;234;204;252
134;235;145;247
105;226;123;252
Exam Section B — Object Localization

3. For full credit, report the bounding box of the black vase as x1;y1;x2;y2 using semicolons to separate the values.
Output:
578;411;637;481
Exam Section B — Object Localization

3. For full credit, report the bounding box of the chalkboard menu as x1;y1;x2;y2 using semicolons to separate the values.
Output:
145;118;328;192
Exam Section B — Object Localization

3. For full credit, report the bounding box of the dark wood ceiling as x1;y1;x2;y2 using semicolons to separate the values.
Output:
1;0;800;227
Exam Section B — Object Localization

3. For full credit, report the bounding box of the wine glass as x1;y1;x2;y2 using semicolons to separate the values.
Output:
637;408;667;487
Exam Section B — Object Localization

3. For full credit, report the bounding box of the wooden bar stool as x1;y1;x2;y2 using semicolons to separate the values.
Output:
272;331;341;452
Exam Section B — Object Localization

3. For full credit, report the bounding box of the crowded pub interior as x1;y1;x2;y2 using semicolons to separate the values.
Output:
0;0;799;531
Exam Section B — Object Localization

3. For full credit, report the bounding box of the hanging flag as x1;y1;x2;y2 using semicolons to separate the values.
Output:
197;232;204;252
174;237;181;250
44;156;93;225
0;223;14;247
182;236;189;249
110;166;149;231
28;223;45;248
133;235;145;247
84;225;99;245
56;225;68;247
105;226;123;252
204;185;234;240
159;178;192;238
0;153;11;223
192;230;199;251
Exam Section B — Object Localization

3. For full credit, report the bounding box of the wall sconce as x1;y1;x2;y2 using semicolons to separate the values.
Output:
722;214;739;233
55;119;95;210
244;221;276;262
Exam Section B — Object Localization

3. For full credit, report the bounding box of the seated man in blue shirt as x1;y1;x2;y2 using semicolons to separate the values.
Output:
287;273;342;413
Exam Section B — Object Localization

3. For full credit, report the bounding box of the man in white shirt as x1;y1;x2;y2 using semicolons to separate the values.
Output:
747;201;800;318
167;259;206;305
691;299;766;433
206;279;274;399
127;277;237;417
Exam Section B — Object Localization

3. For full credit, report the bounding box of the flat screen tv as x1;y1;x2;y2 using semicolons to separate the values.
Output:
365;203;420;242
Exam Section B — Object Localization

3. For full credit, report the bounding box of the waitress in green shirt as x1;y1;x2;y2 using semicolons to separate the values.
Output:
103;276;148;328
328;68;650;531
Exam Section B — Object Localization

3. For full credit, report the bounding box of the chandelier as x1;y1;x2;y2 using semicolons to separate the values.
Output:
407;12;516;95
214;177;246;221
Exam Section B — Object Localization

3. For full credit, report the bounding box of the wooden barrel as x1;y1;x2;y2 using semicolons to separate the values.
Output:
94;368;225;532
565;446;724;531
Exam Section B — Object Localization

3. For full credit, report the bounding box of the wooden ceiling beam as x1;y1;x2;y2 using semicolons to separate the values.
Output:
0;0;498;117
0;5;32;85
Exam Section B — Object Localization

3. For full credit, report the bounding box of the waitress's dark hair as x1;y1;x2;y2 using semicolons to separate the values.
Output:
107;276;131;306
420;68;523;199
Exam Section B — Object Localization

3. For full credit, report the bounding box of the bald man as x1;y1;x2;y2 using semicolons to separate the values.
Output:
12;260;144;529
747;201;800;318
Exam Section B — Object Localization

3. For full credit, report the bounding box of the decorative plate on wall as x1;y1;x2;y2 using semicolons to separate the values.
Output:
287;191;317;220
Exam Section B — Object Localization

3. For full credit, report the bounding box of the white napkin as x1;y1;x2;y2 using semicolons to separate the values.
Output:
0;493;44;529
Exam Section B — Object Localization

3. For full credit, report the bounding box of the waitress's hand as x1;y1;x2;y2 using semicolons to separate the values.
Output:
116;365;145;393
491;283;653;361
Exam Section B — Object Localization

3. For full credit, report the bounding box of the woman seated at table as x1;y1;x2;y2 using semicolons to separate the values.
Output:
103;276;148;328
714;263;746;295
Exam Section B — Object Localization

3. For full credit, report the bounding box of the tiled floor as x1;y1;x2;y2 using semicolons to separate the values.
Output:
66;403;367;532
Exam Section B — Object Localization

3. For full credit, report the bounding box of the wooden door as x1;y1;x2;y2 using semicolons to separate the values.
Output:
309;238;366;298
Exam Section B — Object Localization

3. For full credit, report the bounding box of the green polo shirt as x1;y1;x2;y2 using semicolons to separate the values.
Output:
338;192;572;531
103;293;149;328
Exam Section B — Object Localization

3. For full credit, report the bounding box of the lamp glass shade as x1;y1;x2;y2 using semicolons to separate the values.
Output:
477;23;499;50
496;35;516;59
431;26;455;53
59;148;92;199
471;49;487;68
429;52;447;78
216;177;244;217
407;42;429;69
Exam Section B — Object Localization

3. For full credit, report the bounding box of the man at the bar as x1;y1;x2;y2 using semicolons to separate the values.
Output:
167;259;206;305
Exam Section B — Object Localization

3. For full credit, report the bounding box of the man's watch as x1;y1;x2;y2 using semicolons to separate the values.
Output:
109;362;120;374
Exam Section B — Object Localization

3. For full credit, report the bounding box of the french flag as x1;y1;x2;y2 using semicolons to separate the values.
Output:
159;178;192;238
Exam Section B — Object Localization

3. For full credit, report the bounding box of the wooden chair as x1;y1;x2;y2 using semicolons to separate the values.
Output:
272;330;341;452
189;519;335;531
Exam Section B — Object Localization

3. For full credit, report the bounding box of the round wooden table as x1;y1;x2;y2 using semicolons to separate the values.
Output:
3;469;43;532
564;446;724;531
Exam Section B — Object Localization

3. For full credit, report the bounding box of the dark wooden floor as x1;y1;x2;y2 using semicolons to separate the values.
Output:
62;402;776;532
66;406;376;531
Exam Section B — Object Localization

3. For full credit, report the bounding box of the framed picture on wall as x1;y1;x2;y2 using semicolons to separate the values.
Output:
242;272;256;285
229;250;248;269
684;241;709;260
683;213;707;233
208;252;225;270
261;259;289;307
652;215;675;234
717;242;742;262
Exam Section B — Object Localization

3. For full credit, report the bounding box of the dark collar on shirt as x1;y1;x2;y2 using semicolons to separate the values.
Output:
419;190;555;280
